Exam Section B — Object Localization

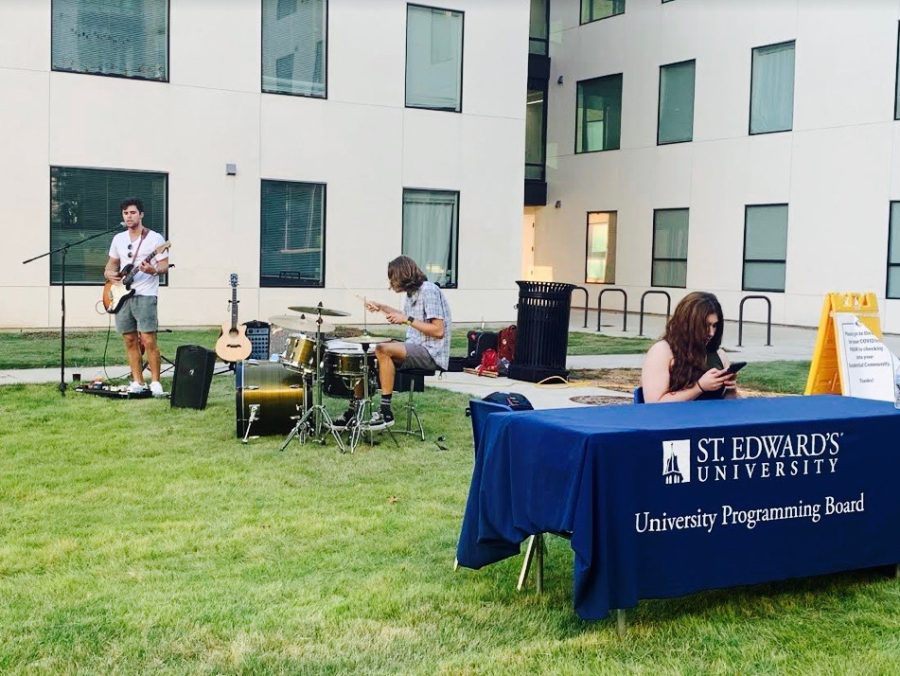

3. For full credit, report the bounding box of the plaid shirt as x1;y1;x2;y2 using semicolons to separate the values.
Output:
404;281;452;370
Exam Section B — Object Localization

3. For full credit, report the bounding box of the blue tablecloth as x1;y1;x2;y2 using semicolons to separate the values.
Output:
456;396;900;620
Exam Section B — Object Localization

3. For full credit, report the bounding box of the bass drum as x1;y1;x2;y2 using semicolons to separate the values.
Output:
235;360;307;437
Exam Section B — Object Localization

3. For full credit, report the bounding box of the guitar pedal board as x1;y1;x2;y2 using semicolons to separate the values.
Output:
75;383;153;399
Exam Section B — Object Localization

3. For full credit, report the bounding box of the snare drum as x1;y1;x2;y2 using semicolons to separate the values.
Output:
323;347;378;397
235;360;307;437
281;334;318;372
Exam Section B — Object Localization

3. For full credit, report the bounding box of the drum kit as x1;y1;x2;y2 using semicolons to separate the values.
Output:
235;301;394;453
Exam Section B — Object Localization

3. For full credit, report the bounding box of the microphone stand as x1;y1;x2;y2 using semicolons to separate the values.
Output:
22;223;123;396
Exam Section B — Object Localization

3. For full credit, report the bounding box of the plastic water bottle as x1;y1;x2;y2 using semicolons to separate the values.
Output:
895;368;900;409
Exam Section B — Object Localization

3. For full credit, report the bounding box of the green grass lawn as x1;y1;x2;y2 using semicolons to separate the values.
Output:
0;328;655;369
2;372;900;671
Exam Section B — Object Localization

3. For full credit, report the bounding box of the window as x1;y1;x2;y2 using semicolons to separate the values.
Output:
658;60;695;145
576;74;623;153
262;0;326;97
402;189;459;287
895;23;900;120
406;5;464;112
525;88;547;181
652;209;689;288
49;167;167;285
580;0;624;24
743;204;788;292
887;203;900;298
51;0;168;80
260;180;325;288
529;0;549;56
750;41;795;134
586;212;617;284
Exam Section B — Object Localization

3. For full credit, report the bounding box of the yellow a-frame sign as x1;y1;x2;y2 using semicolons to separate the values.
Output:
804;292;883;395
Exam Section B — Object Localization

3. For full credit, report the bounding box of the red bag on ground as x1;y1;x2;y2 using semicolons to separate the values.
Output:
498;325;517;363
477;348;499;374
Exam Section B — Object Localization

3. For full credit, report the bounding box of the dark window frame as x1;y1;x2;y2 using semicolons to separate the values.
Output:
528;0;550;56
657;58;695;146
579;0;625;25
887;201;900;299
401;186;460;289
525;83;548;182
50;0;171;83
574;73;624;154
742;202;788;293
584;210;617;285
49;165;169;287
404;3;465;114
260;0;329;99
748;39;796;136
894;22;900;121
259;178;327;289
651;207;689;289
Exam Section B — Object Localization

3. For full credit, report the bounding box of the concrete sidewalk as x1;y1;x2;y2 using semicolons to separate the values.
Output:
3;314;895;409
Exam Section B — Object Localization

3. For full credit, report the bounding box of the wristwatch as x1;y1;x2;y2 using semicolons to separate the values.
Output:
406;316;414;325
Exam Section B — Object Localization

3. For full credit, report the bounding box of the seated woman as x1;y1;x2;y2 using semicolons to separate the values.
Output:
641;291;737;403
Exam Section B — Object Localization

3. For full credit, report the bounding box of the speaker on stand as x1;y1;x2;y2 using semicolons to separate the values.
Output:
170;345;216;409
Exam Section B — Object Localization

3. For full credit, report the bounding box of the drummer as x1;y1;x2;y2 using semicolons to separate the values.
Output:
333;255;451;428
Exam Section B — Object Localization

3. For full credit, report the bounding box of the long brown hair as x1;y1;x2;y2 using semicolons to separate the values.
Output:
387;255;427;294
663;291;724;392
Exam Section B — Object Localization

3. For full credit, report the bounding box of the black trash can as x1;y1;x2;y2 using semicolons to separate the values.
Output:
508;281;575;383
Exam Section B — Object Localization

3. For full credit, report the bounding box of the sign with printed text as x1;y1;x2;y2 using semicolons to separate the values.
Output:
805;292;898;400
834;313;898;402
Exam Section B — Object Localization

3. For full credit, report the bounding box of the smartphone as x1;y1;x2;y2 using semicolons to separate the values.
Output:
724;361;747;375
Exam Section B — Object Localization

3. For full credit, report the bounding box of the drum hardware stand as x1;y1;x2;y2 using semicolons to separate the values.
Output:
241;404;260;444
345;338;398;454
280;307;344;452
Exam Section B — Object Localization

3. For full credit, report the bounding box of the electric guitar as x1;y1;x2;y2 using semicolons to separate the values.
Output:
102;241;171;314
215;273;253;363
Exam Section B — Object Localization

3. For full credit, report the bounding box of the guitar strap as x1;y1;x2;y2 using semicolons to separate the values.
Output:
130;228;148;265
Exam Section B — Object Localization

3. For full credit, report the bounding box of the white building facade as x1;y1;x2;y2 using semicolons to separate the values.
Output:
530;0;900;332
0;0;529;330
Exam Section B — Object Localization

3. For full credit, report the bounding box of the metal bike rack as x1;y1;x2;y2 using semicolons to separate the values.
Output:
738;295;772;347
638;290;672;337
597;288;628;332
573;286;590;328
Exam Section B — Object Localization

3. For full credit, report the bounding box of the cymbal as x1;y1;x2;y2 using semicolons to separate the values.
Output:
288;304;351;317
341;334;393;345
268;315;335;334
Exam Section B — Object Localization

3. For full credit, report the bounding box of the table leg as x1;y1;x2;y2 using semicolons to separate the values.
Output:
616;609;627;638
517;535;538;591
535;534;544;595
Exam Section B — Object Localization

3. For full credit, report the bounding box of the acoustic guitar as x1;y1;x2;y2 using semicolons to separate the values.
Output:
102;241;172;314
215;273;252;363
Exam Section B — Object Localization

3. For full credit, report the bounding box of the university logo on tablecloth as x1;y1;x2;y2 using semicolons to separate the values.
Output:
662;439;691;484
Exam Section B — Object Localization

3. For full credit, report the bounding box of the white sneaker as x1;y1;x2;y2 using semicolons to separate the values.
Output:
128;381;147;394
149;381;165;397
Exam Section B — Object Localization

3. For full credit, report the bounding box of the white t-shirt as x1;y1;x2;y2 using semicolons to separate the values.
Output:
108;228;169;297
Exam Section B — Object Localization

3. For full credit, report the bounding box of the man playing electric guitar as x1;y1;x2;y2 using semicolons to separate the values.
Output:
103;198;170;397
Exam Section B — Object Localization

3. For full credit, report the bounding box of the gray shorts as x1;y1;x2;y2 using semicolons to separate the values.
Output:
115;295;159;334
399;343;439;371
